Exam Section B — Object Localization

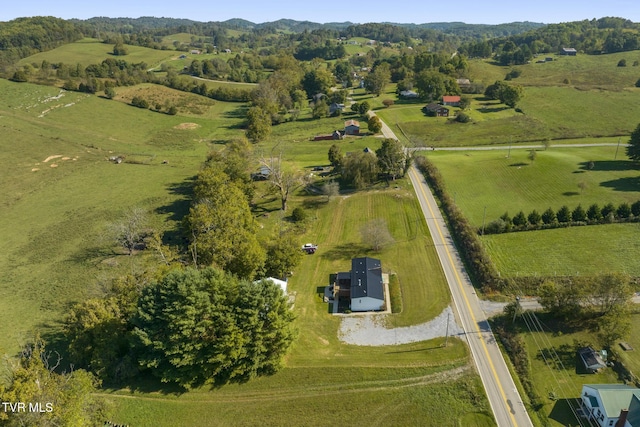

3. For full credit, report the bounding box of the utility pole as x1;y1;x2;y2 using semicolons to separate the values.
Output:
614;137;621;160
444;311;450;347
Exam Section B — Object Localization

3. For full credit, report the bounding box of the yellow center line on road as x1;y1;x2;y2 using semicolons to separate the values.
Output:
409;167;519;427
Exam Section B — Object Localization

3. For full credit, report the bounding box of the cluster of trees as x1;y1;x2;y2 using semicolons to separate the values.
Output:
485;200;640;234
459;17;640;64
537;273;633;347
186;53;267;83
0;17;83;70
184;141;303;277
484;80;524;108
328;139;408;189
0;337;106;426
63;267;296;389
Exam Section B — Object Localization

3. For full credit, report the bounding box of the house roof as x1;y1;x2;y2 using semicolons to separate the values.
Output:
578;347;606;370
562;47;577;52
583;384;640;418
344;119;360;127
350;257;384;300
442;95;461;103
627;394;640;426
425;103;449;112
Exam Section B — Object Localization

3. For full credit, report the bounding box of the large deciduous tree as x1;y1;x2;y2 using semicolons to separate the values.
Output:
264;231;303;279
186;167;265;277
260;151;304;212
132;268;296;388
376;138;407;180
245;106;272;143
360;219;395;251
364;63;391;96
368;115;383;134
341;151;379;189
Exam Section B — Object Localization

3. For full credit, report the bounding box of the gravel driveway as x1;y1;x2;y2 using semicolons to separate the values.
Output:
338;306;464;346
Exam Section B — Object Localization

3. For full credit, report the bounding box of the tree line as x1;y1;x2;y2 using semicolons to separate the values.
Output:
459;17;640;65
485;200;640;235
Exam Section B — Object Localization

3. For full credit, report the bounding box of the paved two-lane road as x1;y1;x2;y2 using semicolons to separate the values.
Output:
371;110;533;426
408;166;533;427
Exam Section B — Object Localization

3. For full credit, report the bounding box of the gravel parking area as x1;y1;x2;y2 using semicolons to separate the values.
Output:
338;306;464;346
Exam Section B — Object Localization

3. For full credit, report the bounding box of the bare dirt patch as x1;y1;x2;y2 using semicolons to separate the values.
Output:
173;122;200;130
44;155;62;163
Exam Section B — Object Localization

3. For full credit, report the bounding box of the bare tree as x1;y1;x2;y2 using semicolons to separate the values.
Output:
260;150;303;212
322;180;340;201
110;207;148;255
360;219;395;251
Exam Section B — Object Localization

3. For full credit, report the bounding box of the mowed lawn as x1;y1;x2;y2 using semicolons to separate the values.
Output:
18;38;177;68
426;146;640;277
105;188;491;427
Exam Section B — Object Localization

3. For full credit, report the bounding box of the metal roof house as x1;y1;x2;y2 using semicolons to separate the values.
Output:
331;257;385;312
581;384;640;427
349;257;384;312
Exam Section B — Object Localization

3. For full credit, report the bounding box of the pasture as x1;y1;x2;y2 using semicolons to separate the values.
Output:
0;79;246;356
426;145;640;226
425;146;640;277
17;38;177;69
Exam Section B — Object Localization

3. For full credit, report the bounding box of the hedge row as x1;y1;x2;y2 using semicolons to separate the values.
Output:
415;156;502;292
483;201;640;235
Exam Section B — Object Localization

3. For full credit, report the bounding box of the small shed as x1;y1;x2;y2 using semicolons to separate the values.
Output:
442;95;461;106
329;103;345;114
561;47;577;56
578;347;606;373
344;119;360;135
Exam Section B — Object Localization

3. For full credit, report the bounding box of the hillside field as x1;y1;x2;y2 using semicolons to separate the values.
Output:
18;38;177;68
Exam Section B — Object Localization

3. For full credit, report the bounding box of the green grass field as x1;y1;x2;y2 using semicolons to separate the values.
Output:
0;78;494;425
425;146;640;277
483;224;640;276
0;79;246;356
427;146;640;226
18;38;177;69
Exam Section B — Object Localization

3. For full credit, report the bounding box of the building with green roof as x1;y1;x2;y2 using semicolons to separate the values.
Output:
581;384;640;427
